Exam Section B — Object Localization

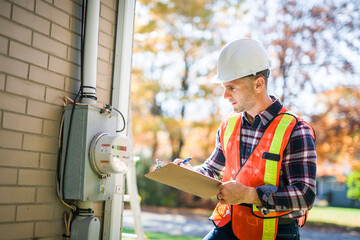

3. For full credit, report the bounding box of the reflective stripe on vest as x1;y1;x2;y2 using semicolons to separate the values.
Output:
223;113;239;157
265;113;295;185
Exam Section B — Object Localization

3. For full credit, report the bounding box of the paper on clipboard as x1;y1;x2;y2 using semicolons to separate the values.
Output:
145;163;221;199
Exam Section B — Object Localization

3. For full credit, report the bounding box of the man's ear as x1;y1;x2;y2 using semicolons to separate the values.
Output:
254;76;265;93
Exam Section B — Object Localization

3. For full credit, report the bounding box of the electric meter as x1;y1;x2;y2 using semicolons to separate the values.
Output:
89;133;131;178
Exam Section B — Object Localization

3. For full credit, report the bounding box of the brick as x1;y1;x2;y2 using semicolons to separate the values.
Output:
40;153;58;170
65;77;80;94
33;33;67;59
0;35;8;54
17;204;54;221
67;46;81;65
49;55;80;79
97;59;113;76
0;205;16;222
99;18;113;35
27;99;63;120
54;203;68;219
0;73;5;90
45;87;66;105
23;134;58;153
36;187;58;203
0;223;33;239
3;112;43;134
0;149;39;168
96;87;110;105
35;220;64;237
0;55;29;79
36;0;70;28
100;4;116;23
9;41;48;68
0;130;22;149
51;24;81;49
18;169;55;186
102;0;115;9
0;0;11;18
9;0;35;11
70;16;81;34
43;120;60;137
0;187;35;203
54;0;82;19
0;17;32;44
97;74;110;90
29;65;65;90
0;167;18;184
98;45;110;62
12;5;50;35
0;92;26;113
6;75;45;100
99;31;114;49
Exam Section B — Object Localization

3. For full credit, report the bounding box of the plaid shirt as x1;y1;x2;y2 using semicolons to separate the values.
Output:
196;96;317;219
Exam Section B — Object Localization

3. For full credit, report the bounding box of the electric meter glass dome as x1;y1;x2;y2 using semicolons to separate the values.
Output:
89;133;132;177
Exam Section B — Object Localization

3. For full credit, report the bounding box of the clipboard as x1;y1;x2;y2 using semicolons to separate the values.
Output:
145;163;221;199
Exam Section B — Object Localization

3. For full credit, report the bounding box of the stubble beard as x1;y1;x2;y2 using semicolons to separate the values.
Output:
234;90;256;113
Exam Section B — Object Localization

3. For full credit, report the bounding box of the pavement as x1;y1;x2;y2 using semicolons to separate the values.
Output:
123;208;360;240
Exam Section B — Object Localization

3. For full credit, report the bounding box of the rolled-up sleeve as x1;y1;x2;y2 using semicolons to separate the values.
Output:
256;121;317;212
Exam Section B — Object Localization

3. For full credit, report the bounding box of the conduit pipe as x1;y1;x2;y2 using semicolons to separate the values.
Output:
81;0;100;104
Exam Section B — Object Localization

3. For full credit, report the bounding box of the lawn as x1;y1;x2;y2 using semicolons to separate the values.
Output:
307;206;360;229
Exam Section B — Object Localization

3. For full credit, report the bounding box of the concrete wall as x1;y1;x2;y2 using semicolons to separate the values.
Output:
0;0;118;238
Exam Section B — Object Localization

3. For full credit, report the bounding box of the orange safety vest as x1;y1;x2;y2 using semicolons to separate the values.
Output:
211;107;311;240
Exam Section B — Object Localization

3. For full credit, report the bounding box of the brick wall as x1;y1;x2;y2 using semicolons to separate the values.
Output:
0;0;118;238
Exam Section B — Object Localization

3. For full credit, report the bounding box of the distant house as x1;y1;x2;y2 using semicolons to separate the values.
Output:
317;175;360;208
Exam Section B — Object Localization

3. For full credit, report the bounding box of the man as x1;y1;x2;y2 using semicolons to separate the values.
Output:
174;39;317;240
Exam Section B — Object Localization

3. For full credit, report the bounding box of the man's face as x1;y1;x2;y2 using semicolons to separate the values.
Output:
222;77;256;113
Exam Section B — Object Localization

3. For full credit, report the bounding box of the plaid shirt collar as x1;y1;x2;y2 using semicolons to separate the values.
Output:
242;95;283;126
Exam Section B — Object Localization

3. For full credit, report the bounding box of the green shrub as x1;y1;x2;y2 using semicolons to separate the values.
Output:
135;157;180;207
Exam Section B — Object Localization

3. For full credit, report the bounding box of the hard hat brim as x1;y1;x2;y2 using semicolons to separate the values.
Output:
209;75;238;84
209;75;221;84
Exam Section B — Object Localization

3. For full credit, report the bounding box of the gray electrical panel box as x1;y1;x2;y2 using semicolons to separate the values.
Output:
60;105;118;201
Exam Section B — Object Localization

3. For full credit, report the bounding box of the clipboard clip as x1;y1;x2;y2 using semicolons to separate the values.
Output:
155;159;166;170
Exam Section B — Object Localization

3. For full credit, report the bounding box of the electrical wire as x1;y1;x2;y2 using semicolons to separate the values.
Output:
63;95;103;108
63;210;73;240
113;107;126;133
56;108;77;212
61;89;81;200
64;95;127;132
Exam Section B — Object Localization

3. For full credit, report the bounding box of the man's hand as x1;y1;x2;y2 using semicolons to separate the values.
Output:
172;158;193;170
217;180;263;207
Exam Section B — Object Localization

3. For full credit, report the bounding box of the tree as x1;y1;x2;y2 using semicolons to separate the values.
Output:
249;0;360;109
132;0;245;160
346;171;360;203
310;86;360;180
131;68;164;159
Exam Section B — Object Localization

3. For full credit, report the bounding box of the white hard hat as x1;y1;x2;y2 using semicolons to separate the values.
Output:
211;38;271;83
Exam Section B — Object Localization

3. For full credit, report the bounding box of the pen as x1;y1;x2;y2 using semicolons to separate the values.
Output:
179;157;192;165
